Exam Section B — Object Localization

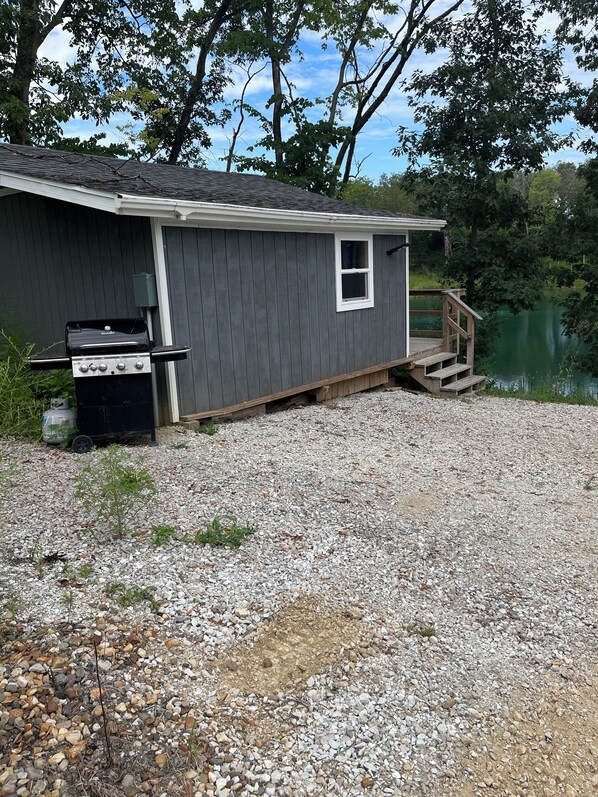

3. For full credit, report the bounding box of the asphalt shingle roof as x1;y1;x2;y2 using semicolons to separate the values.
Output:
0;143;425;221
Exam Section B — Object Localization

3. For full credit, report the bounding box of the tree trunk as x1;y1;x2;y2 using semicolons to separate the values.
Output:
167;0;233;165
8;0;42;144
466;217;479;306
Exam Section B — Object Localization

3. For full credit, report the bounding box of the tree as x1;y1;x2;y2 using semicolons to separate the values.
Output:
396;0;569;313
542;0;598;372
228;0;466;194
0;0;182;147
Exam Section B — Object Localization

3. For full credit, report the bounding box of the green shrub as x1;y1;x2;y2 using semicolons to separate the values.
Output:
75;445;157;539
0;330;75;441
191;514;256;548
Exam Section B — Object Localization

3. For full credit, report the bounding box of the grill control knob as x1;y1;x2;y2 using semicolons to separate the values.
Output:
79;364;89;373
89;363;98;372
98;363;107;372
134;360;144;370
116;362;126;371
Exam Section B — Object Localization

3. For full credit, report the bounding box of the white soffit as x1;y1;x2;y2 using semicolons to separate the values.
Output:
0;171;446;232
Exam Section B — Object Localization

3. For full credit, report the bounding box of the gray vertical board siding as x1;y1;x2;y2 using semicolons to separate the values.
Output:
238;230;260;400
0;192;154;348
164;227;408;417
224;231;248;402
249;232;271;396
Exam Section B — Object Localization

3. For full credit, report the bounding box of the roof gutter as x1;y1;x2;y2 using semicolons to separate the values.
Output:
0;171;446;232
116;194;446;232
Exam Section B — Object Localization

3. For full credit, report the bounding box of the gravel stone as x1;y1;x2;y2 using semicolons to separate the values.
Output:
0;390;596;796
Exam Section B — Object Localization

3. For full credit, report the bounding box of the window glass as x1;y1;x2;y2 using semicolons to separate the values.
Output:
342;273;368;300
335;234;374;311
341;240;368;270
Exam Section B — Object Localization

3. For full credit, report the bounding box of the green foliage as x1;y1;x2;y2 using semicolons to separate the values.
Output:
583;474;597;491
29;545;47;580
0;589;23;618
196;420;219;436
191;514;256;548
74;445;157;539
78;564;94;580
484;379;598;406
105;580;160;611
0;330;75;441
397;0;570;316
0;0;185;146
406;623;437;638
150;524;178;547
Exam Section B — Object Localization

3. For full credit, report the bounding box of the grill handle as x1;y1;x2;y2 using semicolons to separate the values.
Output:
79;341;139;349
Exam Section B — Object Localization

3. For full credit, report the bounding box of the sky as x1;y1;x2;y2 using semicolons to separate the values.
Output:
38;3;593;182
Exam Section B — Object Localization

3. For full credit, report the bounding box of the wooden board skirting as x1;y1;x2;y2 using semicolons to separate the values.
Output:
180;357;415;421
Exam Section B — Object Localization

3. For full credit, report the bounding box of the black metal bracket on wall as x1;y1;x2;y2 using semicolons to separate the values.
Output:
386;243;410;256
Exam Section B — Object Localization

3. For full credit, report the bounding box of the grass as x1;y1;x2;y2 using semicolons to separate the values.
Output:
409;268;443;290
190;514;256;548
196;420;219;436
484;379;598;406
150;524;178;547
406;623;437;638
104;581;160;611
1;589;23;618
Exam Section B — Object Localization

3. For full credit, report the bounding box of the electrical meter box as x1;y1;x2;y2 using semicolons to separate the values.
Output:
133;273;158;308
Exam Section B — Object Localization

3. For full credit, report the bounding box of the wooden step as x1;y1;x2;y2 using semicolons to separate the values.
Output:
427;363;471;380
412;351;456;368
440;374;486;394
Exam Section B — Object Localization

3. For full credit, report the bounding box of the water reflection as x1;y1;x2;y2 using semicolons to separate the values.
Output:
490;301;598;396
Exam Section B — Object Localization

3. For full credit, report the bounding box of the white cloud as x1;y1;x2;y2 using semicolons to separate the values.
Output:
38;26;77;67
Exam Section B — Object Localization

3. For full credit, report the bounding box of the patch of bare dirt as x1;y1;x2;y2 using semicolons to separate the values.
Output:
394;491;443;521
442;674;598;797
216;596;363;698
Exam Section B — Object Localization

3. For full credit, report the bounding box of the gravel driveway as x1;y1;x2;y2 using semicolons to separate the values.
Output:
0;389;596;797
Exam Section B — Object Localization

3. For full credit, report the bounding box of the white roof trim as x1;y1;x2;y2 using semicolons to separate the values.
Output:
0;171;117;213
0;170;446;232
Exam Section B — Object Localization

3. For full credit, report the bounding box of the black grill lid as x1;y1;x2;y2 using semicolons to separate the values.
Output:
66;319;150;355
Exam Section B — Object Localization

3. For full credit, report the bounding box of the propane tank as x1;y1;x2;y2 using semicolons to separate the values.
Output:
42;398;77;445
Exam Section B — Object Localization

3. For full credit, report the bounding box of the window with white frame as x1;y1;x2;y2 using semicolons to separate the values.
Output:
335;234;374;312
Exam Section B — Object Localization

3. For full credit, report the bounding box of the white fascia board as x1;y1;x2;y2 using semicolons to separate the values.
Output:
116;194;446;233
0;171;446;231
0;171;117;213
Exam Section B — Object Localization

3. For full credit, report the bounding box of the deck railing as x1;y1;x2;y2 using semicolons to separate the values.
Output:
409;289;482;367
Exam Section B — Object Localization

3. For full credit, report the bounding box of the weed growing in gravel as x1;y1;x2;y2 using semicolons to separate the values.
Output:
150;524;178;547
196;420;219;436
0;589;23;618
190;514;256;548
75;445;157;539
105;580;160;611
29;545;47;579
78;564;94;580
60;588;74;620
406;623;437;638
583;473;596;491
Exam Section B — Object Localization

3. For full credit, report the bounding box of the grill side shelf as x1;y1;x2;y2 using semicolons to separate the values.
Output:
29;356;72;371
150;345;191;363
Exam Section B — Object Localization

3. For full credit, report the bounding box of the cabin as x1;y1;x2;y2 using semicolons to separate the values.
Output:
0;143;482;424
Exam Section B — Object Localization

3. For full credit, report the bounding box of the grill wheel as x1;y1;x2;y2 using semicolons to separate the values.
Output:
72;435;94;454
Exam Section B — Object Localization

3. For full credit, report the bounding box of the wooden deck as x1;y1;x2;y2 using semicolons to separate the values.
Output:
409;336;445;358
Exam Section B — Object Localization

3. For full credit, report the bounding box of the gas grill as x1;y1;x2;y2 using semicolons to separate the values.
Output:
30;318;189;452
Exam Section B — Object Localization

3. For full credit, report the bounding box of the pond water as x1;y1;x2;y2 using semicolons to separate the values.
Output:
489;301;598;396
410;294;597;396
